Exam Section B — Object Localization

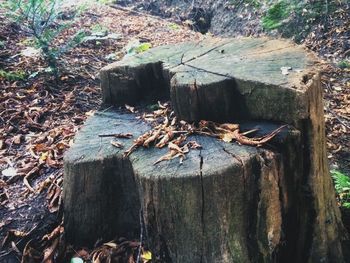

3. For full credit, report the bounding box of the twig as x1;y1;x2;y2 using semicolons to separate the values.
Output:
98;133;133;138
327;107;350;130
136;208;144;263
100;105;113;112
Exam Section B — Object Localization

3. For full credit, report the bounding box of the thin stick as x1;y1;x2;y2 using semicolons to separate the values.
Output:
327;107;350;130
136;208;144;263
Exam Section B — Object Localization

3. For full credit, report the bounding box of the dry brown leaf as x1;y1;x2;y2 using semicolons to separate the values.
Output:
168;142;183;153
155;131;174;148
47;185;62;213
143;129;162;147
220;132;235;143
187;141;202;149
42;225;64;241
13;134;23;145
125;104;136;113
42;237;59;263
111;140;123;148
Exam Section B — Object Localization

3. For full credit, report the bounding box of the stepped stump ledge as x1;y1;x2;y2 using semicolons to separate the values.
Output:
63;37;347;262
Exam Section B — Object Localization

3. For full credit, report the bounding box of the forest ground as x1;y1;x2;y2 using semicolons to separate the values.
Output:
0;1;349;262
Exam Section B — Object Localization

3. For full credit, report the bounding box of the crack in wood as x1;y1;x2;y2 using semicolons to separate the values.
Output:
198;149;205;263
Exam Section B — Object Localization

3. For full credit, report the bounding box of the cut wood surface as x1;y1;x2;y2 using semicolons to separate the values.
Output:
64;37;347;262
64;109;303;262
100;37;318;123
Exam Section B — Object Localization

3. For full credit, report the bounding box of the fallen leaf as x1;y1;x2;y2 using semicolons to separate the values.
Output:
42;225;64;241
2;167;17;177
221;132;235;142
141;249;152;262
111;140;123;148
13;134;22;144
42;237;59;263
40;151;49;161
125;104;136;113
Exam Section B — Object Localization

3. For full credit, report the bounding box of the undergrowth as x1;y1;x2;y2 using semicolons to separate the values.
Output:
338;60;350;69
262;1;290;30
261;0;339;41
331;170;350;209
0;69;26;81
1;0;86;77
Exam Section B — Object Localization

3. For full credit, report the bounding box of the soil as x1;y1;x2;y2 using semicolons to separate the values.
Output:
0;1;349;262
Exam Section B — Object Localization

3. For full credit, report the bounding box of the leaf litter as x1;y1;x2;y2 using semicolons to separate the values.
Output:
123;102;286;165
0;1;204;262
0;0;349;262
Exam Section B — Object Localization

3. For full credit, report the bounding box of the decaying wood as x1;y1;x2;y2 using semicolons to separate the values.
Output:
64;38;347;262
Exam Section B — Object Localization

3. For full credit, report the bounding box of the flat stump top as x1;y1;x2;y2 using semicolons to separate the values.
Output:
101;37;319;123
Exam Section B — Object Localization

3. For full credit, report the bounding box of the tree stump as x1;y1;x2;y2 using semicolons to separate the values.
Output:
64;38;347;262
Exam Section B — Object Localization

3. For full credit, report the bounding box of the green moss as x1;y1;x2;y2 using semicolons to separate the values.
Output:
262;1;290;30
134;43;152;54
168;23;180;30
0;70;26;81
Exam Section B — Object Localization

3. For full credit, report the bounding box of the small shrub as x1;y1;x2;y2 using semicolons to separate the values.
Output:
0;70;26;81
2;0;86;76
331;170;350;209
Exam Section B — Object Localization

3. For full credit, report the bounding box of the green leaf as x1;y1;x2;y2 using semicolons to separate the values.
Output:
134;43;152;53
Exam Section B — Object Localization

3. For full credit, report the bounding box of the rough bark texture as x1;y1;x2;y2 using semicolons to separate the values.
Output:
64;38;346;262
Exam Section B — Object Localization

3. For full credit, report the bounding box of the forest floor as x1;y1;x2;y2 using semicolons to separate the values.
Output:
0;1;349;262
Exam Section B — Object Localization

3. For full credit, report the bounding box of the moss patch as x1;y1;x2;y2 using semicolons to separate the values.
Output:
262;1;289;30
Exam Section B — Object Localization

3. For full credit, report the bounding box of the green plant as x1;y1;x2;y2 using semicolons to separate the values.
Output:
228;0;262;8
338;60;350;69
331;170;350;209
168;23;180;30
127;42;152;55
262;1;290;30
2;0;86;76
20;37;36;47
135;43;152;53
91;24;109;34
98;0;114;4
0;70;26;81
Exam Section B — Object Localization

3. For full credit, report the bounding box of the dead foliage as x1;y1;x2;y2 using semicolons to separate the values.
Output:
0;2;203;262
124;102;286;164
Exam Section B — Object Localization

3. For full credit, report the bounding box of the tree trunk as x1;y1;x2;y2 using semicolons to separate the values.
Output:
64;37;347;262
